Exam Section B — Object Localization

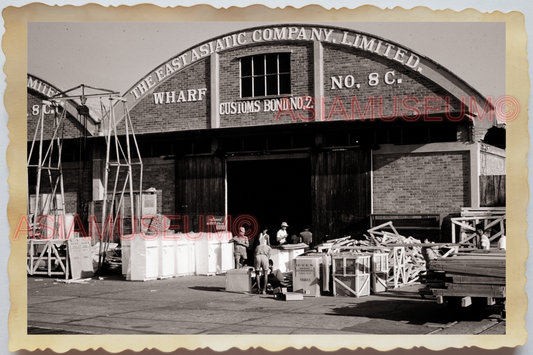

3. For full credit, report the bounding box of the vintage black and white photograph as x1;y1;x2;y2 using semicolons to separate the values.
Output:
18;12;520;348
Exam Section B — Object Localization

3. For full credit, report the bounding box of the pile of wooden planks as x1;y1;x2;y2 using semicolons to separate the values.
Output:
364;222;450;286
425;250;506;306
317;223;459;287
315;222;469;291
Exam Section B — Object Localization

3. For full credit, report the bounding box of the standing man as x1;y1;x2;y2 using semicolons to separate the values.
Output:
290;233;301;244
254;242;271;294
276;222;289;245
299;225;313;250
232;226;249;268
258;226;270;246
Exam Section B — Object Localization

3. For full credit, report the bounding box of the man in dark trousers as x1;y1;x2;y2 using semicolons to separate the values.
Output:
299;225;313;250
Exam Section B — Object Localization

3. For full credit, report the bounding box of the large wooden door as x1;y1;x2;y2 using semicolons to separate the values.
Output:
175;156;225;232
311;149;371;242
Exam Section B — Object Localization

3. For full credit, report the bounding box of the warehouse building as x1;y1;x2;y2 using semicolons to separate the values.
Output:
27;24;505;244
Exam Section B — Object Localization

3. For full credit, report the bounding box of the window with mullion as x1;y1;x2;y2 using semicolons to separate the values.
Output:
240;53;291;98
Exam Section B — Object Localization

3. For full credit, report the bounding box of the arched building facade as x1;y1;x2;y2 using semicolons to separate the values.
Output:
28;24;506;244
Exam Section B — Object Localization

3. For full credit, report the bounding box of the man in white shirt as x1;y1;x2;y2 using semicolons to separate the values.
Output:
276;222;289;245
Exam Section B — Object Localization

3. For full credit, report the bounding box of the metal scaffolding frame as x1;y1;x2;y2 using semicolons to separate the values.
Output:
27;83;143;276
97;96;143;274
27;99;67;238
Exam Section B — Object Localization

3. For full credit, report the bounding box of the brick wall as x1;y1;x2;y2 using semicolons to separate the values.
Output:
125;60;210;135
373;151;470;216
29;161;92;214
123;40;466;135
32;157;175;217
481;151;505;175
27;91;88;141
219;42;314;127
105;158;175;214
323;44;463;121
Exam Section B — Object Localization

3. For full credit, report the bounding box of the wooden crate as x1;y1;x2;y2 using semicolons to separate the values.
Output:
293;255;322;297
174;241;189;276
225;267;252;293
334;275;370;297
129;236;160;281
371;253;389;293
159;239;176;278
372;252;389;273
332;254;371;297
27;239;69;278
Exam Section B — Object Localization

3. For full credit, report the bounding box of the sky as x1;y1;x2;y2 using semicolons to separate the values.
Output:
28;21;505;100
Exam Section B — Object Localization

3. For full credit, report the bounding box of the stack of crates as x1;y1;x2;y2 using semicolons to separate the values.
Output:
371;252;389;293
332;253;371;297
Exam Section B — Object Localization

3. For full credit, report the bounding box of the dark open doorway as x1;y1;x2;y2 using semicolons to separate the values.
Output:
227;157;312;244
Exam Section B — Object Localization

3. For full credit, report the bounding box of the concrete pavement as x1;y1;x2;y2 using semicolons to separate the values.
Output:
27;274;505;335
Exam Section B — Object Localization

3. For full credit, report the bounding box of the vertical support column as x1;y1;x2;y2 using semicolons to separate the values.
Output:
33;104;45;236
224;159;228;220
370;149;374;214
92;143;104;201
470;142;481;208
313;40;324;121
210;52;220;129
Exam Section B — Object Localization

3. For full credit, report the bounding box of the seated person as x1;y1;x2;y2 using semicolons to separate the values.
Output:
258;259;285;291
475;224;491;250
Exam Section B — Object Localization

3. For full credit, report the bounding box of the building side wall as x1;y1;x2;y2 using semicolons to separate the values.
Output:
481;150;506;175
373;151;470;216
142;159;176;214
105;158;175;215
29;161;93;215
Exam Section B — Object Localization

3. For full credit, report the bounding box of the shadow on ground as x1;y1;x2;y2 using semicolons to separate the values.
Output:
326;298;496;326
188;286;225;292
27;326;89;335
